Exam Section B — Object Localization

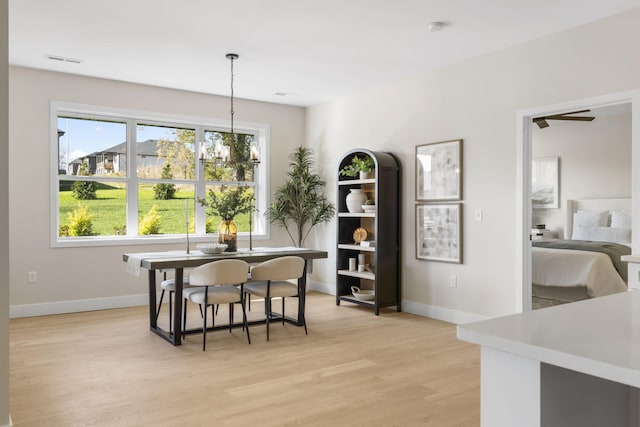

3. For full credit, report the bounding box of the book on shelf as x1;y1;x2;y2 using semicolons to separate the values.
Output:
360;240;375;247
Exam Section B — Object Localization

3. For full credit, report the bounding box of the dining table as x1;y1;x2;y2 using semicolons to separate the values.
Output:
123;246;328;346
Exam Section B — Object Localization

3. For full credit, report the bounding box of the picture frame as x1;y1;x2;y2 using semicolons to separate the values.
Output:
415;139;462;201
415;203;462;263
532;156;559;209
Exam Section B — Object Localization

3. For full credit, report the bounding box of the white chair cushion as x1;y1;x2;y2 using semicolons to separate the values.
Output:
182;286;206;299
244;280;298;298
189;286;242;305
160;277;191;291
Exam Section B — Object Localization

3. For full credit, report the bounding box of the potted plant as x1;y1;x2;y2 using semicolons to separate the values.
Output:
339;154;375;179
265;146;335;247
198;187;253;251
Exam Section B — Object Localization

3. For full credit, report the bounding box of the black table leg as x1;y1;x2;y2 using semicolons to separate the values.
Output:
148;269;157;329
297;261;308;326
172;268;184;346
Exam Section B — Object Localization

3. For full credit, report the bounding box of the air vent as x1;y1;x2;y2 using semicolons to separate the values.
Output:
45;54;83;64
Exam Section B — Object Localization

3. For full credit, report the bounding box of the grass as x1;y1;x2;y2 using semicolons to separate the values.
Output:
59;184;250;236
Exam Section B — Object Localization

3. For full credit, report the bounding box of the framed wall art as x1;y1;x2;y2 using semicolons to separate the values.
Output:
532;156;559;209
415;139;462;201
415;203;462;263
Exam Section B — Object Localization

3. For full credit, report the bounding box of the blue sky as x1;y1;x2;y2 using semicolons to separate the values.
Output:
58;117;176;163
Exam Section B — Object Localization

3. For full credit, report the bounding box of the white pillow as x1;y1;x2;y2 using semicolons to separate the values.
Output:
573;224;631;244
572;210;609;239
610;210;632;228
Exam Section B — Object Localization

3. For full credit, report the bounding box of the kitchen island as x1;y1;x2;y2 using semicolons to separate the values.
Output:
458;291;640;427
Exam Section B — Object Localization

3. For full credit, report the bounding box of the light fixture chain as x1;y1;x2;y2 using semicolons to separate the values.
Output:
230;54;235;134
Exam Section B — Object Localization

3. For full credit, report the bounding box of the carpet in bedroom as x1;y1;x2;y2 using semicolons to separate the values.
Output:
532;296;569;310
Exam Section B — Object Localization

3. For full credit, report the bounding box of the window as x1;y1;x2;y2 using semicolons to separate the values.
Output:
52;103;267;247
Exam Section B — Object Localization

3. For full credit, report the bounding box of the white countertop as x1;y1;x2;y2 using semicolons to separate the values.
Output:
457;291;640;387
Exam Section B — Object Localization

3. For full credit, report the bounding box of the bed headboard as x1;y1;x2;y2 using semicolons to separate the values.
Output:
565;198;632;239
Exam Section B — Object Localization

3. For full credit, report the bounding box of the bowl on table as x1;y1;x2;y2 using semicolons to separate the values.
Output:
361;204;376;213
197;243;228;254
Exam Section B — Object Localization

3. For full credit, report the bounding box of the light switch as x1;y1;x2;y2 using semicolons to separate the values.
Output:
474;209;483;222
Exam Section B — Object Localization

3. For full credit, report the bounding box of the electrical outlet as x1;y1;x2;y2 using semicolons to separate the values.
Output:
449;275;457;288
28;271;37;283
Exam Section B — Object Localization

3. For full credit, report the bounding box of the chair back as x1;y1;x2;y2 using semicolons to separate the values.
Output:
189;259;249;287
250;256;305;281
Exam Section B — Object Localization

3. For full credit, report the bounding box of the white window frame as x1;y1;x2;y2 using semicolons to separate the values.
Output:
50;101;270;248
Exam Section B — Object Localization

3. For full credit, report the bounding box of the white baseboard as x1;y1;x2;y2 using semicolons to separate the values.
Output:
10;283;488;325
10;294;148;318
401;300;488;325
308;280;487;325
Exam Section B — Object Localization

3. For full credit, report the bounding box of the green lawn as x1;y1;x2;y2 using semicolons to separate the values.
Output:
59;185;251;236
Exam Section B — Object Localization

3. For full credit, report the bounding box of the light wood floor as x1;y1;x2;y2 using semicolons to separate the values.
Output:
10;292;480;426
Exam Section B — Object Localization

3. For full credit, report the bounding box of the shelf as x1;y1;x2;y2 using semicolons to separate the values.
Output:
338;178;375;186
338;244;375;252
337;269;375;280
338;212;375;218
336;149;400;315
339;295;375;306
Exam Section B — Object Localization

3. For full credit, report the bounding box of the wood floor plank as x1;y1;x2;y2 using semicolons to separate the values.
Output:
10;292;480;426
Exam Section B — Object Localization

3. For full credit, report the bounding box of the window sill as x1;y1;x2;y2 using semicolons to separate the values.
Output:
51;233;268;249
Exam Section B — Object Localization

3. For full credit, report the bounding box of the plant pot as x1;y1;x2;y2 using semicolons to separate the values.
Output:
218;219;237;251
359;171;372;180
346;189;367;213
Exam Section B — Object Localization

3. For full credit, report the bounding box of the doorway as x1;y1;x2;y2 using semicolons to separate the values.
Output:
517;91;640;312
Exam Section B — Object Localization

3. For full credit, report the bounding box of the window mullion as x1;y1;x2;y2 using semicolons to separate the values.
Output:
127;119;139;236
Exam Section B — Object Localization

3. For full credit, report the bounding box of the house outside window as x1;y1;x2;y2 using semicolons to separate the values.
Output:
52;102;268;247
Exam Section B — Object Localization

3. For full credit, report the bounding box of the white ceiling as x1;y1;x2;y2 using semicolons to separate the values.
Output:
9;0;640;107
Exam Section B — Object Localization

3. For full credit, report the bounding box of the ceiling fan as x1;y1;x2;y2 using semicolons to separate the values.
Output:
532;109;595;128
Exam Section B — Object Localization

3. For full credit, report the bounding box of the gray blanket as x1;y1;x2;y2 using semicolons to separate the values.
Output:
532;239;631;282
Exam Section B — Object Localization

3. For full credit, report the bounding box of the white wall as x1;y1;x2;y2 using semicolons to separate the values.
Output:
9;67;306;313
306;8;640;319
532;112;632;236
0;1;9;424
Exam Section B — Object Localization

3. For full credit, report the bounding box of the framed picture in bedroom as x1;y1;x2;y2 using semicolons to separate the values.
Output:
532;156;559;209
415;203;462;263
415;139;462;201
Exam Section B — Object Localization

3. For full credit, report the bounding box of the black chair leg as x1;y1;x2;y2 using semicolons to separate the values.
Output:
155;289;165;322
282;298;285;325
266;297;271;341
229;304;234;333
182;298;188;339
202;303;208;351
241;300;251;344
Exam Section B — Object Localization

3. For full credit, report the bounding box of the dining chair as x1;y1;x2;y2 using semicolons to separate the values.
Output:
244;256;306;341
157;272;199;334
183;259;251;350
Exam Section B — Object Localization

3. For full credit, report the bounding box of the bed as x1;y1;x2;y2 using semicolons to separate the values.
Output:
532;198;632;302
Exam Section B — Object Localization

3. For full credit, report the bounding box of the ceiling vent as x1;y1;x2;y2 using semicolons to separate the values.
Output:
45;54;83;64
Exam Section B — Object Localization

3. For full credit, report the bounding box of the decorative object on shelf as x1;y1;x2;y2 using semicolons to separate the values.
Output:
532;156;559;209
346;188;367;213
360;240;375;247
415;139;462;201
265;146;335;247
361;204;376;213
339;154;375;179
198;187;253;252
416;203;462;263
353;227;368;244
196;243;228;254
351;286;375;301
348;258;357;271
